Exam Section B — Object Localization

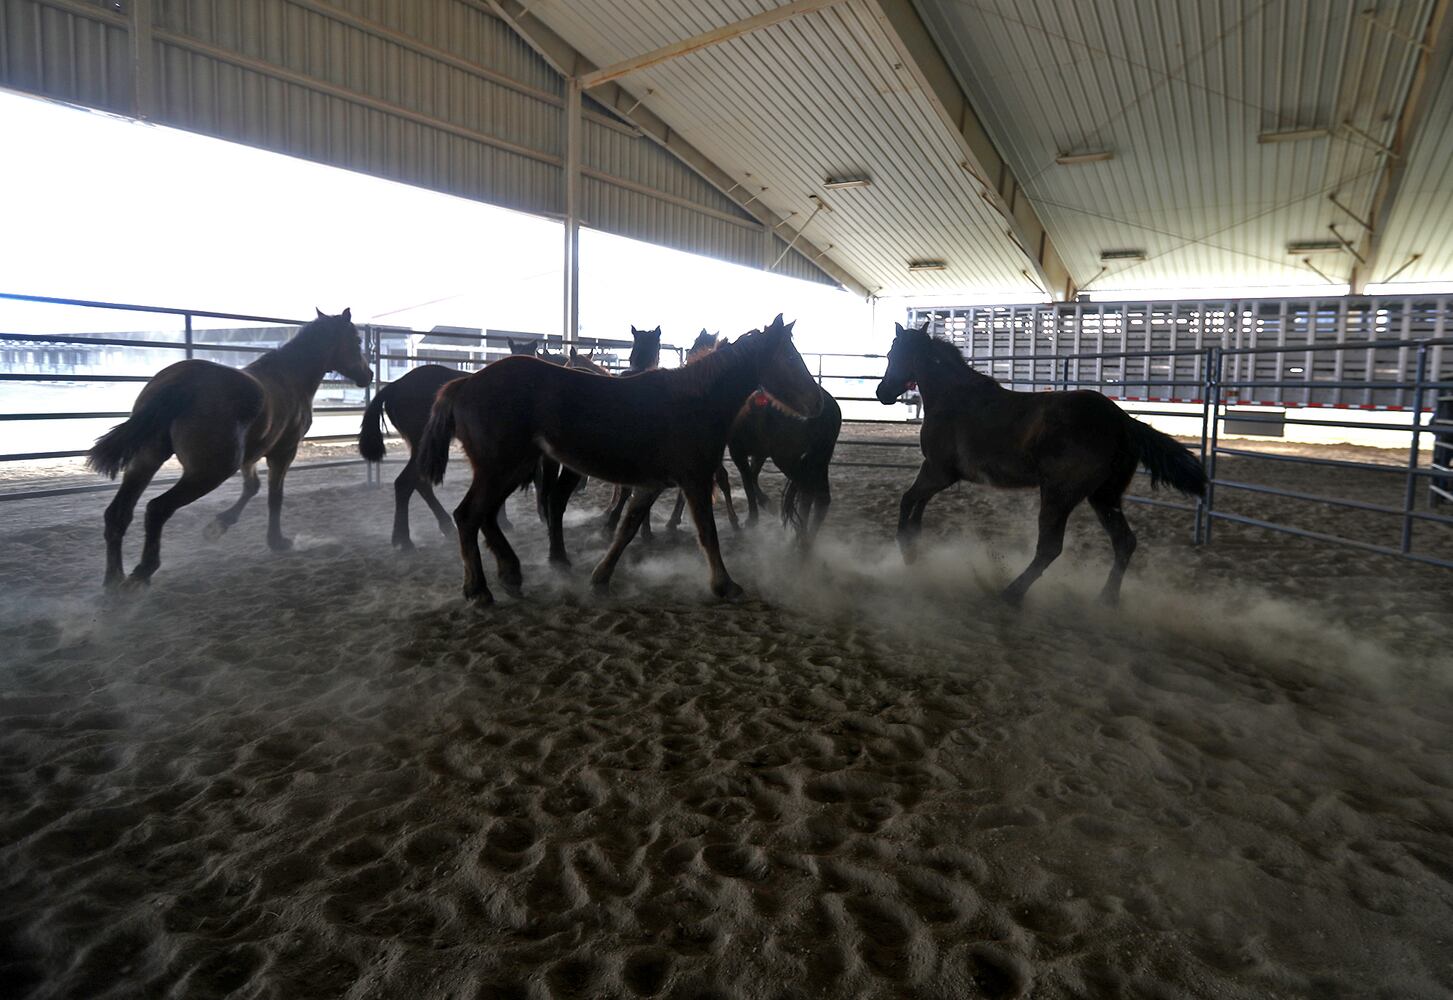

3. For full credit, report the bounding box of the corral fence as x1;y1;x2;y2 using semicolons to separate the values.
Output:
2;291;1450;570
905;298;1453;570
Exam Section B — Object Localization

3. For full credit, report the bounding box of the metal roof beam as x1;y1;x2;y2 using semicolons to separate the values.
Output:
1354;0;1453;291
484;0;873;298
579;0;850;90
865;0;1075;300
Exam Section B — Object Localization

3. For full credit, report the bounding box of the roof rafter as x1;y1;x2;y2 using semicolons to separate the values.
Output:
580;0;850;90
1353;0;1453;291
484;0;873;298
865;0;1076;300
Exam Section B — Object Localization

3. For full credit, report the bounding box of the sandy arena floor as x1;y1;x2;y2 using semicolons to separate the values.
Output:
1;438;1451;1000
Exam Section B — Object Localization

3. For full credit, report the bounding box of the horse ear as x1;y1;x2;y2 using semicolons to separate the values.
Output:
918;319;930;333
342;307;352;322
631;326;640;335
316;307;325;319
784;319;796;336
894;322;905;336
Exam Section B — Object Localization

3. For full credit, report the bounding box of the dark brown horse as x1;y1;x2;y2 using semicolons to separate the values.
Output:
417;315;822;603
90;309;371;587
359;364;466;548
876;321;1206;606
724;385;842;549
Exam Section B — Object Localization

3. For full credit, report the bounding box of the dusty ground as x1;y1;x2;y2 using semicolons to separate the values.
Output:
1;437;1450;1000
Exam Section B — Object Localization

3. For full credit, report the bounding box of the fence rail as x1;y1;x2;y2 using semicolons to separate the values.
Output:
3;291;1451;570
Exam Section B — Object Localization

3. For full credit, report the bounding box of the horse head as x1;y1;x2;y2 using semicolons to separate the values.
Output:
507;337;539;357
313;307;372;387
753;314;823;420
628;325;662;372
876;319;932;404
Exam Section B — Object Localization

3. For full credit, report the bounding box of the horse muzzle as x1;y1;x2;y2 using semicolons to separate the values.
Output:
875;381;902;405
349;368;373;388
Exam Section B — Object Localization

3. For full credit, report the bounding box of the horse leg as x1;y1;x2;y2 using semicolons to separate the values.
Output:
715;464;740;531
1002;488;1077;607
603;485;628;536
664;489;687;532
391;457;420;549
205;463;260;540
416;466;458;539
803;486;830;551
265;445;298;551
730;444;758;526
897;462;957;563
547;466;583;567
750;455;772;512
103;444;167;588
535;458;557;524
480;462;535;598
589;486;661;592
131;462;235;584
452;480;493;603
1088;488;1138;607
683;479;742;600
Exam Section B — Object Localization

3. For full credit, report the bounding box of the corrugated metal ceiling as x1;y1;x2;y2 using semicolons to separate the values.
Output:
527;0;1045;298
913;0;1445;291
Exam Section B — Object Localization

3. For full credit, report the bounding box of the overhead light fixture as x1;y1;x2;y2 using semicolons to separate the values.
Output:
1055;150;1114;165
1100;249;1146;261
1258;127;1330;144
823;175;871;189
908;260;947;272
1286;240;1343;254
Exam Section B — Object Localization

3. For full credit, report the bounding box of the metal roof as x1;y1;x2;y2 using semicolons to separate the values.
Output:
6;0;1453;298
913;0;1449;292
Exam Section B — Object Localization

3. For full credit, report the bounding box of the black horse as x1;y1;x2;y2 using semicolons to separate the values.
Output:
876;321;1206;606
724;385;842;549
417;315;822;603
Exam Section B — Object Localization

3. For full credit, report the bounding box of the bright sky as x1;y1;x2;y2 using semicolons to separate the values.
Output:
0;88;873;356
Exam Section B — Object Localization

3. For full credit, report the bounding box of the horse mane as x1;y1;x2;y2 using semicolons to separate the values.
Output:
922;334;998;385
662;328;770;398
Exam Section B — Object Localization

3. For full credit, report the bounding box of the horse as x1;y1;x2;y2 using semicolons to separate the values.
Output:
358;364;469;548
722;385;842;550
875;320;1206;606
89;308;371;588
658;330;741;534
565;347;611;375
416;315;822;604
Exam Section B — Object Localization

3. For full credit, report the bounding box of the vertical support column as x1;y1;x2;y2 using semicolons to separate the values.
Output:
129;0;156;119
367;324;381;486
1203;347;1223;545
183;313;193;360
563;78;581;348
1402;344;1430;553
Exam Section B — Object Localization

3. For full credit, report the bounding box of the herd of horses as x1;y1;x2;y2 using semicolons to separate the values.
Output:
87;309;1206;607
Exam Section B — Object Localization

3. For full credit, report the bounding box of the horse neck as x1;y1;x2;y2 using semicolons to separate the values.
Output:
671;342;766;424
915;352;996;408
248;331;332;395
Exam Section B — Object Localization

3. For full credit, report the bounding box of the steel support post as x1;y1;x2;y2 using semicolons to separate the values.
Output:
563;78;581;347
1402;345;1430;552
1203;348;1223;545
1194;346;1214;544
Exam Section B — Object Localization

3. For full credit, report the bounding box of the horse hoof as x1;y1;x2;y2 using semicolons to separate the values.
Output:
269;536;294;552
438;521;457;538
714;580;745;601
502;580;524;599
548;554;572;571
1097;589;1121;608
463;585;494;605
393;537;415;552
203;519;227;541
999;587;1025;608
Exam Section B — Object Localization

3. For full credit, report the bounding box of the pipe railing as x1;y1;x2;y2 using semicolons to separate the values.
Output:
3;292;1451;569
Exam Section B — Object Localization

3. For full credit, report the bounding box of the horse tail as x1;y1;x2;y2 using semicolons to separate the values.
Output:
358;384;390;462
86;383;189;479
1126;416;1207;497
782;391;842;533
417;378;461;486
